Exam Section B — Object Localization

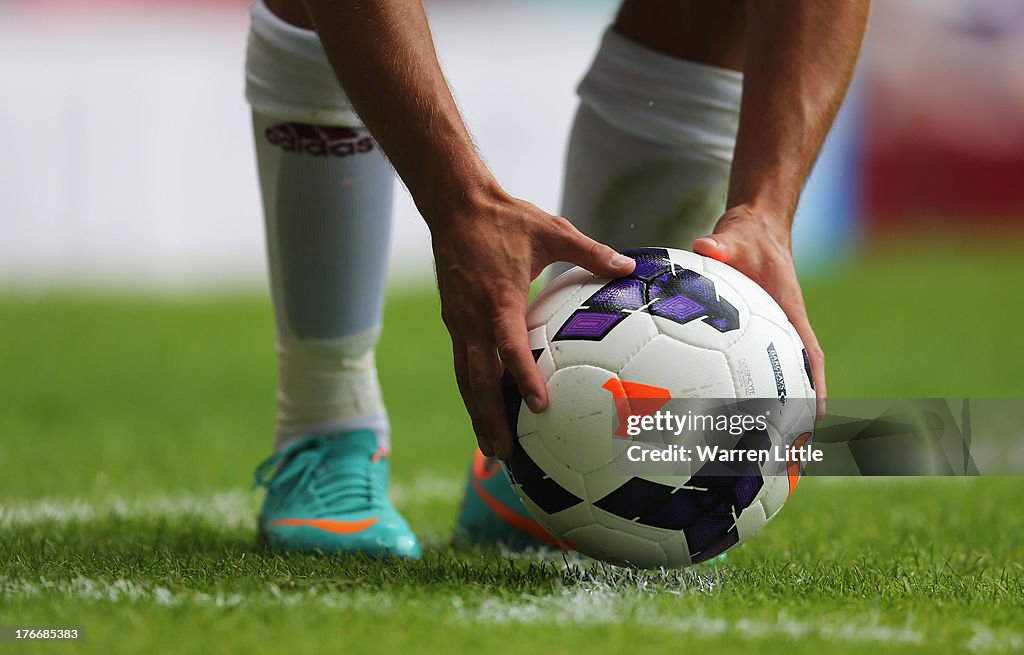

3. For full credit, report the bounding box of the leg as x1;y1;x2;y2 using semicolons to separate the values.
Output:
614;0;746;71
247;0;418;558
552;0;746;277
455;2;749;550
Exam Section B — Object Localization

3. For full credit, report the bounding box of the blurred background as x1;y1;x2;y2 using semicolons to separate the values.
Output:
1;0;1021;289
1;0;1022;494
2;5;1021;647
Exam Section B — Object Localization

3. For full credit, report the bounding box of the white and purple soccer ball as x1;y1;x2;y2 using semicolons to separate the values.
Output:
502;247;816;568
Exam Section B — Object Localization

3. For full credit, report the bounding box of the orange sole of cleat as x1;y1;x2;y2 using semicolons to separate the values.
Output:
469;478;570;549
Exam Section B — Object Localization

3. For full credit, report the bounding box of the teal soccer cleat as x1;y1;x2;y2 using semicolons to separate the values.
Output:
454;448;569;551
254;430;421;559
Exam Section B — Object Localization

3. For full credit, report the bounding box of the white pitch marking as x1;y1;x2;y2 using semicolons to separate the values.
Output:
0;476;462;528
0;575;1016;652
0;491;256;530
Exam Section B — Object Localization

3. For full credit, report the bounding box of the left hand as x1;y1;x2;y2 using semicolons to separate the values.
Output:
692;205;827;419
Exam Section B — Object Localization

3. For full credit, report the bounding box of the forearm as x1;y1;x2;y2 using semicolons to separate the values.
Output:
301;0;495;225
728;0;870;223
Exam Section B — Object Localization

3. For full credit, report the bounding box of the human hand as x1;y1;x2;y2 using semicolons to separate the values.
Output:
431;185;636;459
692;205;827;418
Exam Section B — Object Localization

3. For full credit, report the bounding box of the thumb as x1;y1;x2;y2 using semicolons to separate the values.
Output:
554;227;635;278
692;235;733;263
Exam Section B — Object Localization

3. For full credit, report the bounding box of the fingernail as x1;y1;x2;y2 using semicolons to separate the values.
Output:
525;394;543;413
610;253;633;268
701;237;719;247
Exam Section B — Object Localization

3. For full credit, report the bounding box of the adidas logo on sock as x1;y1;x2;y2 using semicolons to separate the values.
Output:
264;123;375;157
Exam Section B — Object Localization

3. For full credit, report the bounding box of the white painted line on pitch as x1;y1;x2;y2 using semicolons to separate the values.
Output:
0;476;462;528
0;574;1018;653
455;590;931;648
0;477;911;528
0;491;256;529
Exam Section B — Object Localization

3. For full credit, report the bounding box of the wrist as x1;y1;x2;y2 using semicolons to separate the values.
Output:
720;203;790;237
417;166;507;232
724;190;796;224
725;158;804;223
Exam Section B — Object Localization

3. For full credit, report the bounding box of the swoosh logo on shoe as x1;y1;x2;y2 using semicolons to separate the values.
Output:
470;478;570;549
270;517;378;534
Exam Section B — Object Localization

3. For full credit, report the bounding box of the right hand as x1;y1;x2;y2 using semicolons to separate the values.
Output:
430;184;635;460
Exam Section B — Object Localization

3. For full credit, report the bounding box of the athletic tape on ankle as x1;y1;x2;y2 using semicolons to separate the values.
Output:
274;329;390;449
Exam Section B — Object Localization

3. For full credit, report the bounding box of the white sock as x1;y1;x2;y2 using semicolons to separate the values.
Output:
554;28;743;277
246;0;394;453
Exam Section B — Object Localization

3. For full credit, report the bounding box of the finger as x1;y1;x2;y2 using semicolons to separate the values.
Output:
548;220;635;278
452;337;493;456
786;309;828;420
694;205;758;262
465;341;514;460
763;272;828;418
806;343;827;420
697;227;824;415
692;235;732;263
493;307;548;413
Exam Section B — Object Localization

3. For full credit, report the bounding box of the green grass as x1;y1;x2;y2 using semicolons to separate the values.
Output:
1;238;1023;654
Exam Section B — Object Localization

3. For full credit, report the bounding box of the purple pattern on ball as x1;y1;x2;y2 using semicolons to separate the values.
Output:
650;294;705;323
594;477;671;519
684;514;736;553
631;258;666;278
733;475;764;509
554;247;739;341
706;316;732;331
556;312;623;339
691;529;739;563
640;490;704;531
697;490;735;514
676;270;716;302
589;278;645;310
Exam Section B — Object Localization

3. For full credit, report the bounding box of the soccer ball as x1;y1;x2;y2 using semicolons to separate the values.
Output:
501;247;815;568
